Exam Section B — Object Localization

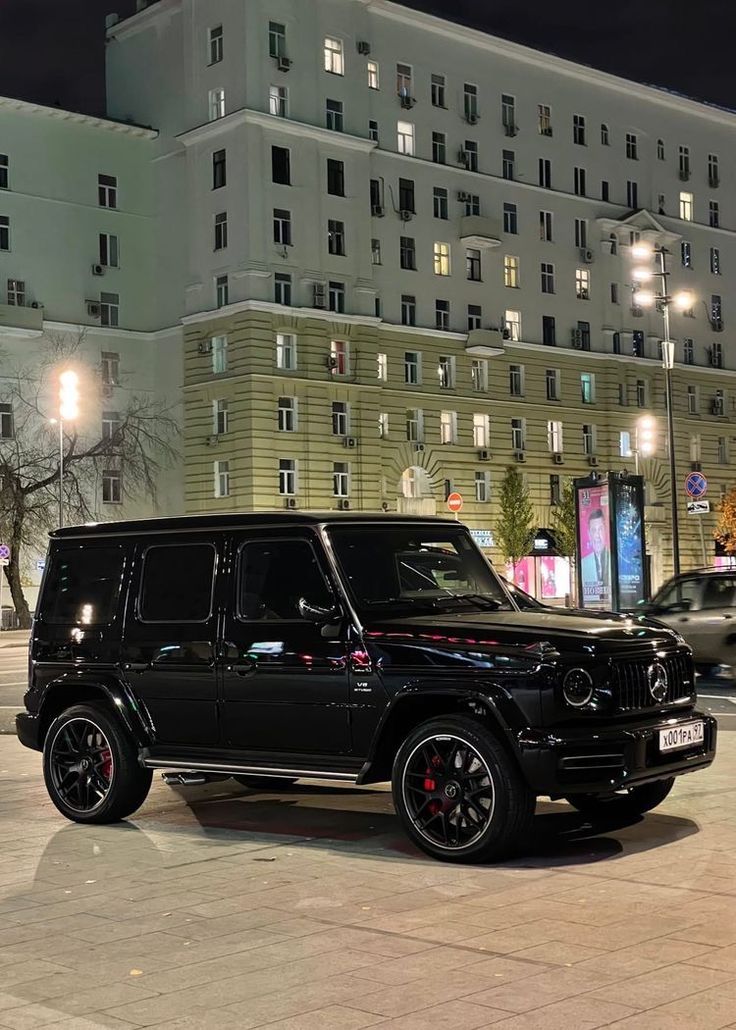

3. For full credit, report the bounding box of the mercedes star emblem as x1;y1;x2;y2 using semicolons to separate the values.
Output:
648;662;669;703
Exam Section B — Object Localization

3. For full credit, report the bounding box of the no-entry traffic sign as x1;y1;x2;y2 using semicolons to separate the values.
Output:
685;472;708;498
447;492;464;513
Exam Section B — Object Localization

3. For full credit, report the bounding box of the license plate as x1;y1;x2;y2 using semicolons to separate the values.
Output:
659;721;704;753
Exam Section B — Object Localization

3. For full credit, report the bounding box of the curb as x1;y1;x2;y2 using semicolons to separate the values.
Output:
0;709;20;735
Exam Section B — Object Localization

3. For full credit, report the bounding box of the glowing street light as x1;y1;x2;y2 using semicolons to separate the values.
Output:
57;369;80;528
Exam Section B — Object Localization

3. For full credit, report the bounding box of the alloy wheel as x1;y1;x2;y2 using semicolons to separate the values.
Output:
48;718;114;814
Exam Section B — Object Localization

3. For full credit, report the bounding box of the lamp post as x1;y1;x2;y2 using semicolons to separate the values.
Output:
630;244;693;580
634;414;657;476
57;370;80;528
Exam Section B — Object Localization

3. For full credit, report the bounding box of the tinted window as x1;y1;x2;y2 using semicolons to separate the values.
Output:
238;539;333;621
139;544;215;622
701;577;736;610
652;577;700;611
43;546;124;625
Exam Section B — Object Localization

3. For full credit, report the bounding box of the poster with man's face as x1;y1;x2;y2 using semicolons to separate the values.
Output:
577;484;611;609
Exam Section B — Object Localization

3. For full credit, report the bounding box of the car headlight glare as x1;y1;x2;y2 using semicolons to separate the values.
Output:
562;668;594;708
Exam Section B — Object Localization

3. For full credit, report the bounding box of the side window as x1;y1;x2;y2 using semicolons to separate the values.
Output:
238;539;334;621
653;578;699;611
42;546;124;625
139;544;216;622
700;577;736;610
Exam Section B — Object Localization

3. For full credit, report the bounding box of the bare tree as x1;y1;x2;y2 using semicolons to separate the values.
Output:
0;331;179;627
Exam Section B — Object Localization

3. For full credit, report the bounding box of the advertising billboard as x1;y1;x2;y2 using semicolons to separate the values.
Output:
614;479;646;609
577;482;612;609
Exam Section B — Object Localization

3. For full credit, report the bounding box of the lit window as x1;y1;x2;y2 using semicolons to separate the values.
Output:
504;309;521;341
581;372;596;404
208;88;225;120
473;413;490;448
330;339;349;375
269;84;287;117
367;61;379;89
276;333;296;370
547;420;563;453
397;121;415;155
619;431;632;457
575;268;590;300
377;352;387;380
324;36;344;75
679;191;693;221
471;359;488;391
212;335;228;374
440;411;457;444
503;255;519;288
396;63;413;97
433;242;451;276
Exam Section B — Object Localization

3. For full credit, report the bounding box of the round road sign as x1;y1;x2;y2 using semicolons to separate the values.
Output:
447;492;464;513
685;472;708;498
0;544;10;561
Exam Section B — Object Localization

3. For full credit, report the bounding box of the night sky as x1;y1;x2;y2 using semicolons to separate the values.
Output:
0;0;732;116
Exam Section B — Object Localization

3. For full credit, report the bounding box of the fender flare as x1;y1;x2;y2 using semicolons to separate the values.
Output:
38;671;153;748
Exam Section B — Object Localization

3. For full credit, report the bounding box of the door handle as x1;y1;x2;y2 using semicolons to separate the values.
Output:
124;662;149;673
228;661;255;676
679;617;689;623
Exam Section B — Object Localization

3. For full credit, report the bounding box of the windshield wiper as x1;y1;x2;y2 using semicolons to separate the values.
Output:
441;593;504;610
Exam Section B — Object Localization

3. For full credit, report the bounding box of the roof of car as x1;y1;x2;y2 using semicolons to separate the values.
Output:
50;511;459;539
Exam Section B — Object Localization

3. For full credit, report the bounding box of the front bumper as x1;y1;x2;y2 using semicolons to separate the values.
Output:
517;708;717;796
16;712;42;752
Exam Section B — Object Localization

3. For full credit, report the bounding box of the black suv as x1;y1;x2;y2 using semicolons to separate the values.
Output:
17;514;716;863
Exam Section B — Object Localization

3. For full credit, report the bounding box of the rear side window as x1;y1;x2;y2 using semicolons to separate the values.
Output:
139;544;216;622
42;546;124;625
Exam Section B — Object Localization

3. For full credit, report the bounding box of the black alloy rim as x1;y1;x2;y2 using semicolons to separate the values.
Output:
48;718;114;813
402;734;495;850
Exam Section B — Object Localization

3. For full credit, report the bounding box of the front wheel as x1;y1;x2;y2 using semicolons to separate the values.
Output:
43;703;152;824
392;715;534;864
565;777;675;819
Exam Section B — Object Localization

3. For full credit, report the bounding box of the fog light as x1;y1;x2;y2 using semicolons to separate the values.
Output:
562;668;594;708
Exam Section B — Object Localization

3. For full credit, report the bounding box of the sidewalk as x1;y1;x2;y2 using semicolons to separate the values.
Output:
0;628;30;648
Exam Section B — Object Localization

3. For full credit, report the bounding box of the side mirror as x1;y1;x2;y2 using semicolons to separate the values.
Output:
297;597;341;623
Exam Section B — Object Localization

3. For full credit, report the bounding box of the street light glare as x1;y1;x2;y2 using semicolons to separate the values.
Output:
632;267;652;281
634;289;655;307
59;370;78;388
631;243;653;261
59;369;80;422
673;291;694;310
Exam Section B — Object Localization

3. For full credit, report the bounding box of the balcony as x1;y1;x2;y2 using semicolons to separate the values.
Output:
459;216;502;249
465;328;505;356
0;303;44;336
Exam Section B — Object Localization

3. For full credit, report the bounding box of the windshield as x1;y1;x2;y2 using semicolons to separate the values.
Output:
327;524;512;616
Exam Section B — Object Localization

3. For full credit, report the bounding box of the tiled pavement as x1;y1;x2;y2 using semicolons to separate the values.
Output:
1;732;736;1030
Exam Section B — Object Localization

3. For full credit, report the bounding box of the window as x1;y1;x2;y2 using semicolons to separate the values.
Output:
625;132;638;159
400;235;416;270
0;402;13;439
379;412;389;438
573;114;586;145
502;150;515;180
547;420;563;453
212;335;228;374
328;281;345;313
273;334;297;374
542;316;557;347
101;410;121;441
509;363;524;397
404;351;421;385
464;83;479;122
329;338;348;373
657;138;665;160
501;94;516;133
505;309;521;341
613;331;622;355
636;379;647;408
538;158;552;188
431;131;446;164
208;24;223;64
690;435;702;462
377;352;387;381
332;462;350;497
473;413;490;448
581;372;595;404
462;140;479;172
610;282;619;304
681;240;692;268
627;180;638;208
433;242;451;276
0;215;6;251
98;173;117;208
326;158;344;196
0;154;8;189
209;87;225;120
272;146;290;185
708;153;720;188
683;338;694;365
711;247;721;275
600;123;609;145
679;191;693;221
213;398;229;435
215;275;229;308
573;166;586;196
468;305;482;332
100;469;121;504
718;437;729;465
438;354;455;387
278;458;297;495
431;73;446;107
332;401;349;436
100;292;119;327
503;202;517;234
601;180;610;202
433;186;448;219
539;104;553;136
679;145;690;180
269;21;286;59
511;418;525;452
435;300;450;331
576;267;590;300
397;121;415;155
269;84;288;117
619;431;632;458
686;386;698;414
406;408;423;442
401;294;416;326
546;367;560;400
273;208;292;246
466;248;482;282
99;232;119;267
327;219;345;256
462;193;481;216
368;119;379;142
274;273;291;305
711;294;723;328
325;98;343;132
574;218;588;248
239;539;334;620
504;254;519;288
471;358;488;391
100;351;119;386
213;460;230;499
632;330;644;357
539;210;553;241
44;546;124;625
212;149;226;189
324;36;344;75
582;423;596;456
440;410;457;444
396;62;413;96
540;262;555;294
371;238;382;264
367;60;379;89
709;200;720;228
6;278;24;305
214;211;228;250
475;470;490;503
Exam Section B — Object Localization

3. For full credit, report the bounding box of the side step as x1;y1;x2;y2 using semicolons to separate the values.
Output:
161;772;230;786
145;758;357;783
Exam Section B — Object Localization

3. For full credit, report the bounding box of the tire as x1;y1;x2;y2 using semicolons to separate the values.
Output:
232;775;298;790
43;703;152;824
565;777;675;819
391;714;534;864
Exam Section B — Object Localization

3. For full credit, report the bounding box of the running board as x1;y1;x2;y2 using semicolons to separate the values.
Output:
142;758;358;782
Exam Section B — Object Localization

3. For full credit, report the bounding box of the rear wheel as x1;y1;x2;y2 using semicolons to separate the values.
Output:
43;703;152;824
565;777;675;819
232;775;297;790
392;715;534;864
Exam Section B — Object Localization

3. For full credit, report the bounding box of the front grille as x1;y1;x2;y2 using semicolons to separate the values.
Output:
612;652;693;712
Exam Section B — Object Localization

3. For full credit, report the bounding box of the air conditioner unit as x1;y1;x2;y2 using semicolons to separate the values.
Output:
588;455;599;467
466;112;479;125
91;263;105;276
86;301;101;318
276;56;292;71
343;436;358;448
399;94;415;109
580;248;595;264
571;329;583;348
284;497;298;509
313;283;327;308
29;301;42;309
399;208;413;221
553;452;564;465
478;448;490;461
413;442;425;452
326;354;339;370
371;203;385;217
457;191;471;203
356;40;371;54
206;434;219;446
514;450;526;463
503;122;517;137
690;461;702;472
198;340;212;354
458;149;469;165
337;498;351;510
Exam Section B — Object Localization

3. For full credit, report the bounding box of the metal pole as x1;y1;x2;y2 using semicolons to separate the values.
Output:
59;418;64;529
659;247;681;579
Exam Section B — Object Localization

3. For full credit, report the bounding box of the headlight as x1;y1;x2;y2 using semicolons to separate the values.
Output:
562;668;594;708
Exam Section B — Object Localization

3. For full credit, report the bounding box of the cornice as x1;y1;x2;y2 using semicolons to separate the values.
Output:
177;108;377;152
0;96;157;139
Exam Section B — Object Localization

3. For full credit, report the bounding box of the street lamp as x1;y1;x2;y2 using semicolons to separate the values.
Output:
630;244;694;580
57;370;80;528
634;415;657;476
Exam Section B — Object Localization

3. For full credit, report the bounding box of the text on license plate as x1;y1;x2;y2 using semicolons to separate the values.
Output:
659;721;704;752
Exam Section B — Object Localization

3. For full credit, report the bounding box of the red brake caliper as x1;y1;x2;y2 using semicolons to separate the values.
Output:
100;749;113;781
424;754;443;816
